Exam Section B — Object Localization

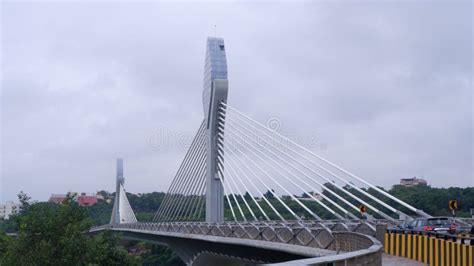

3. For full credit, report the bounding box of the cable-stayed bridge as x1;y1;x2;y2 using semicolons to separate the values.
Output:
91;37;433;265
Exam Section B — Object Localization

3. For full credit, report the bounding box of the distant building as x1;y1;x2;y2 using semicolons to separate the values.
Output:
0;201;20;220
400;177;427;187
49;192;98;206
77;193;98;206
49;194;67;204
298;191;323;201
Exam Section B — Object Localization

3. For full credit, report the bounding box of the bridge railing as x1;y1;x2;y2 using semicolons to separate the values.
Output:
90;220;389;247
91;220;390;235
271;232;383;265
96;221;337;249
91;221;384;265
385;229;474;265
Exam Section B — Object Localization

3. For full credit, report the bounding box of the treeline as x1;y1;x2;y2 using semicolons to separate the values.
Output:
85;184;473;224
389;185;473;217
320;184;473;219
221;185;473;220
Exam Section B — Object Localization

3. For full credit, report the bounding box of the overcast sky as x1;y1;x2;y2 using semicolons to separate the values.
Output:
1;1;472;202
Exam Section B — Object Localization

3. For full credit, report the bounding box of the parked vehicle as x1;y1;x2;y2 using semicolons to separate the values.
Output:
407;217;457;233
406;218;427;231
391;220;412;230
426;217;454;233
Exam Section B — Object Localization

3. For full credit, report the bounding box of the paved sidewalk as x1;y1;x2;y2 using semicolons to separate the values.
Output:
382;254;425;265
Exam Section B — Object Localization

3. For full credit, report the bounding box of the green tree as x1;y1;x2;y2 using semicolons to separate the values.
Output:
17;191;31;210
243;192;252;201
264;189;275;200
0;193;139;265
0;232;9;257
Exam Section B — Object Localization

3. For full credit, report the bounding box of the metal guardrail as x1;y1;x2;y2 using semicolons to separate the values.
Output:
385;229;474;266
92;221;384;265
271;232;383;265
90;220;385;248
92;222;336;249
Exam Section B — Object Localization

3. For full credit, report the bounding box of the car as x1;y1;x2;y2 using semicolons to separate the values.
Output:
406;217;456;233
425;217;455;234
406;218;428;232
395;220;413;230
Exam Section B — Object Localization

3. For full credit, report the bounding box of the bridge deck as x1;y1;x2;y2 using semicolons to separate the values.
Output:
382;254;424;266
92;222;384;265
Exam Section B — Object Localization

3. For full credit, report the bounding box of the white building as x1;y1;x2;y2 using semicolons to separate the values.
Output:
400;177;427;187
297;192;323;201
0;201;20;220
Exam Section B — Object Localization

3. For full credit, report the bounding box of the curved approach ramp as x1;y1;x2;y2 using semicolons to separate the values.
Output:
91;222;383;265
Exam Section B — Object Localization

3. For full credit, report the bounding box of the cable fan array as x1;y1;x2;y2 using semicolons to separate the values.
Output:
154;102;428;223
154;121;207;222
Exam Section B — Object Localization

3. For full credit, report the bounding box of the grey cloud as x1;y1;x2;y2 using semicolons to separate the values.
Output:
1;1;472;202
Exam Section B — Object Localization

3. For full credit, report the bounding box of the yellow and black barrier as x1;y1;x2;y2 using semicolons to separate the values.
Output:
385;230;474;265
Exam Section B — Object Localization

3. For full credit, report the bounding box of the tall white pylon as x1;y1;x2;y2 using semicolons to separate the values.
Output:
203;37;228;223
110;158;137;224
